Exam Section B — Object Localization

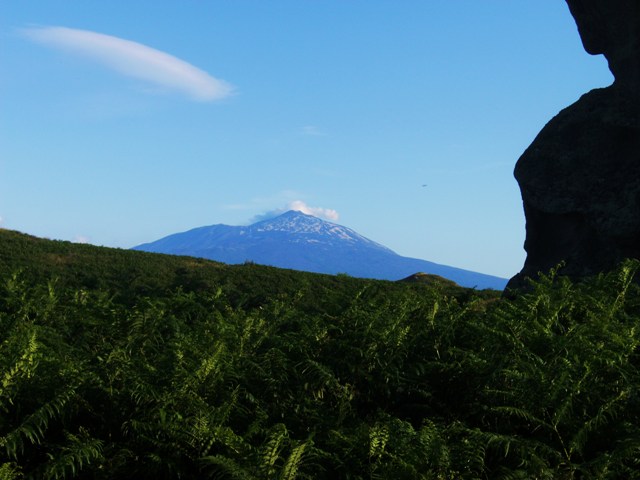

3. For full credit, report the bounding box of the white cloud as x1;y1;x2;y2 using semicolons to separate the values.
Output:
22;26;234;102
287;200;339;221
253;200;339;223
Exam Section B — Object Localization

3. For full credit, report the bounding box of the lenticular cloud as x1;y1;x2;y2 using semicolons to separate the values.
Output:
22;26;233;102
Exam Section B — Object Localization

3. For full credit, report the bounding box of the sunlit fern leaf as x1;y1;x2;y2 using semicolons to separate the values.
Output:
259;424;288;478
0;329;39;414
369;423;389;461
280;439;311;480
586;259;638;322
0;463;22;480
194;343;226;385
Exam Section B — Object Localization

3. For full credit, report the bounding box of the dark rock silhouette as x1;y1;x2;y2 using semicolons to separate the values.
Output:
507;0;640;290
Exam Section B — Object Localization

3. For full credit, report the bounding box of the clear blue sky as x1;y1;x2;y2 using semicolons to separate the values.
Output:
1;1;612;278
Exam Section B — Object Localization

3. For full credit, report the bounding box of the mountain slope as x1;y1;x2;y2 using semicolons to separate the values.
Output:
133;211;507;289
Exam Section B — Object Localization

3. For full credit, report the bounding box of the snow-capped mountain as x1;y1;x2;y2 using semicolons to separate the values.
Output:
250;211;394;252
132;210;507;289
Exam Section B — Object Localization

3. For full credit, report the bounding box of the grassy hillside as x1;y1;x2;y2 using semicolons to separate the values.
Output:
0;229;479;309
0;229;639;479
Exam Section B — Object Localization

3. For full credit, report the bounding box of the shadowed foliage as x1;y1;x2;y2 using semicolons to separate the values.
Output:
0;229;639;478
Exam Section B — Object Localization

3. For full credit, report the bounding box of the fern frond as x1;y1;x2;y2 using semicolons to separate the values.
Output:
491;406;552;432
200;454;257;480
1;384;77;459
279;439;310;480
0;329;39;412
569;389;629;456
300;359;338;400
369;423;389;460
42;428;104;480
0;463;23;480
259;424;288;477
194;343;226;384
201;425;249;457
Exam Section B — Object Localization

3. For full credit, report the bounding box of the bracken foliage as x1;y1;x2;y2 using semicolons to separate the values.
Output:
0;230;639;478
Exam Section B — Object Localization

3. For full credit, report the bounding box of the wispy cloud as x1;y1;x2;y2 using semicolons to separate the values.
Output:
300;125;326;137
22;26;234;102
252;200;339;223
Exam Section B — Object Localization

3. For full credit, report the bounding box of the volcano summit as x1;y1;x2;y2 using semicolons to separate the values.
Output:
133;211;507;290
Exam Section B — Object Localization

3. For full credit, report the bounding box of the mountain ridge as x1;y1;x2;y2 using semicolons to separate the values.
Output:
133;211;507;290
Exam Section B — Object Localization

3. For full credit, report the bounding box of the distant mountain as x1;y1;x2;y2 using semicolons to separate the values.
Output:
132;211;507;289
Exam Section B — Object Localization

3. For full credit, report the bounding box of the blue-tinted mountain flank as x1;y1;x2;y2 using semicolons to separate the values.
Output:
133;210;507;289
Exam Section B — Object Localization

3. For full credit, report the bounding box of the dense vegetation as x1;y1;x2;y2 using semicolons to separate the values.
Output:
1;229;639;479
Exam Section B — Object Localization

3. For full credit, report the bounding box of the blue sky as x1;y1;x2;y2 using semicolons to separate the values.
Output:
1;1;612;278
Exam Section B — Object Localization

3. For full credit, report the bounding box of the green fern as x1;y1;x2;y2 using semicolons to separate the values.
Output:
0;329;39;414
259;424;288;478
1;378;77;460
0;463;22;480
368;423;389;461
41;428;104;480
200;454;257;480
279;439;310;480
